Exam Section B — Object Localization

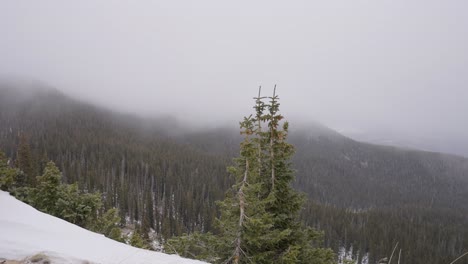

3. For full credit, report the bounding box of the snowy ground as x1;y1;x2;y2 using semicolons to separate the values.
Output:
0;191;206;264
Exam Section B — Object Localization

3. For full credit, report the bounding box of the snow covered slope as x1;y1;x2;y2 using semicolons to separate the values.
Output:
0;191;206;264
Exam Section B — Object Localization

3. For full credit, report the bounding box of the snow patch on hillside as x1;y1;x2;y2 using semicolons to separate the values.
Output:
337;246;369;264
0;191;205;264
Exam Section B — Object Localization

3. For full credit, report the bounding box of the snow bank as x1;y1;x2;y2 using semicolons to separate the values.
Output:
0;191;205;264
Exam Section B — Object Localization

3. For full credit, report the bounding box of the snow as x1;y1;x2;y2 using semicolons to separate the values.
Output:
337;245;369;264
0;191;206;264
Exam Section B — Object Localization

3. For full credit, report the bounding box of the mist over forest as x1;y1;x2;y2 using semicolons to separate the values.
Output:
2;1;468;157
1;1;467;264
2;77;468;158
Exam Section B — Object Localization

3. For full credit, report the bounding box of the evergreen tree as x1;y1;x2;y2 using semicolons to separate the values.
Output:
218;87;334;263
165;231;218;262
16;133;35;186
27;161;102;227
130;230;150;249
167;88;335;263
0;151;21;191
56;183;102;227
90;208;124;242
30;161;62;215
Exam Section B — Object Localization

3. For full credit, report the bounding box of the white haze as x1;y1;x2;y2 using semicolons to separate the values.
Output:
1;1;467;156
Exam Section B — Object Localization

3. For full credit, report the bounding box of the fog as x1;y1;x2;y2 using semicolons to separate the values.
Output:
1;1;468;155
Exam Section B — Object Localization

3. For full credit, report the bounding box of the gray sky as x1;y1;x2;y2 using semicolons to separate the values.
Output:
1;1;467;151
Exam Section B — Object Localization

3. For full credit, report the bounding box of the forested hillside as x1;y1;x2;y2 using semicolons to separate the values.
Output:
1;85;467;264
0;85;231;238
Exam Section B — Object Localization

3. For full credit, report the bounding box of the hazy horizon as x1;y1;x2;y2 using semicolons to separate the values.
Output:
1;1;467;156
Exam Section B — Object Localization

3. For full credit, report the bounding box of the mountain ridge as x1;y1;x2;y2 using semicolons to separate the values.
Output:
1;85;467;263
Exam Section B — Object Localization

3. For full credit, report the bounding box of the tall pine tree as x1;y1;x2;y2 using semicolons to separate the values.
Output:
167;87;334;263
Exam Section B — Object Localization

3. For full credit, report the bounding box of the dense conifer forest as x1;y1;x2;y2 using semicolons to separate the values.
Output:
1;86;467;263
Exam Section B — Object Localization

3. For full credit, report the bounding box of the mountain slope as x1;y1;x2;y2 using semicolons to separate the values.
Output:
290;128;468;210
0;191;204;264
0;84;230;238
1;84;467;263
180;120;468;211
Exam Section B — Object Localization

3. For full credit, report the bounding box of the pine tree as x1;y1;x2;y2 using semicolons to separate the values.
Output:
16;133;35;187
30;161;62;215
166;87;335;263
89;208;124;242
0;151;21;191
130;230;150;249
27;161;102;227
214;87;335;263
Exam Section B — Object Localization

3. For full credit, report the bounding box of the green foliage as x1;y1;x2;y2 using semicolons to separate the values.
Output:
13;158;123;241
57;183;102;227
165;232;218;262
89;208;124;242
29;161;62;214
219;89;334;264
303;202;468;264
130;230;150;249
167;89;335;263
16;133;35;186
26;161;102;227
0;151;21;191
15;153;123;242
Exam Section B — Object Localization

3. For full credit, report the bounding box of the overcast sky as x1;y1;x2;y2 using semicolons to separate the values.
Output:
1;1;467;145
